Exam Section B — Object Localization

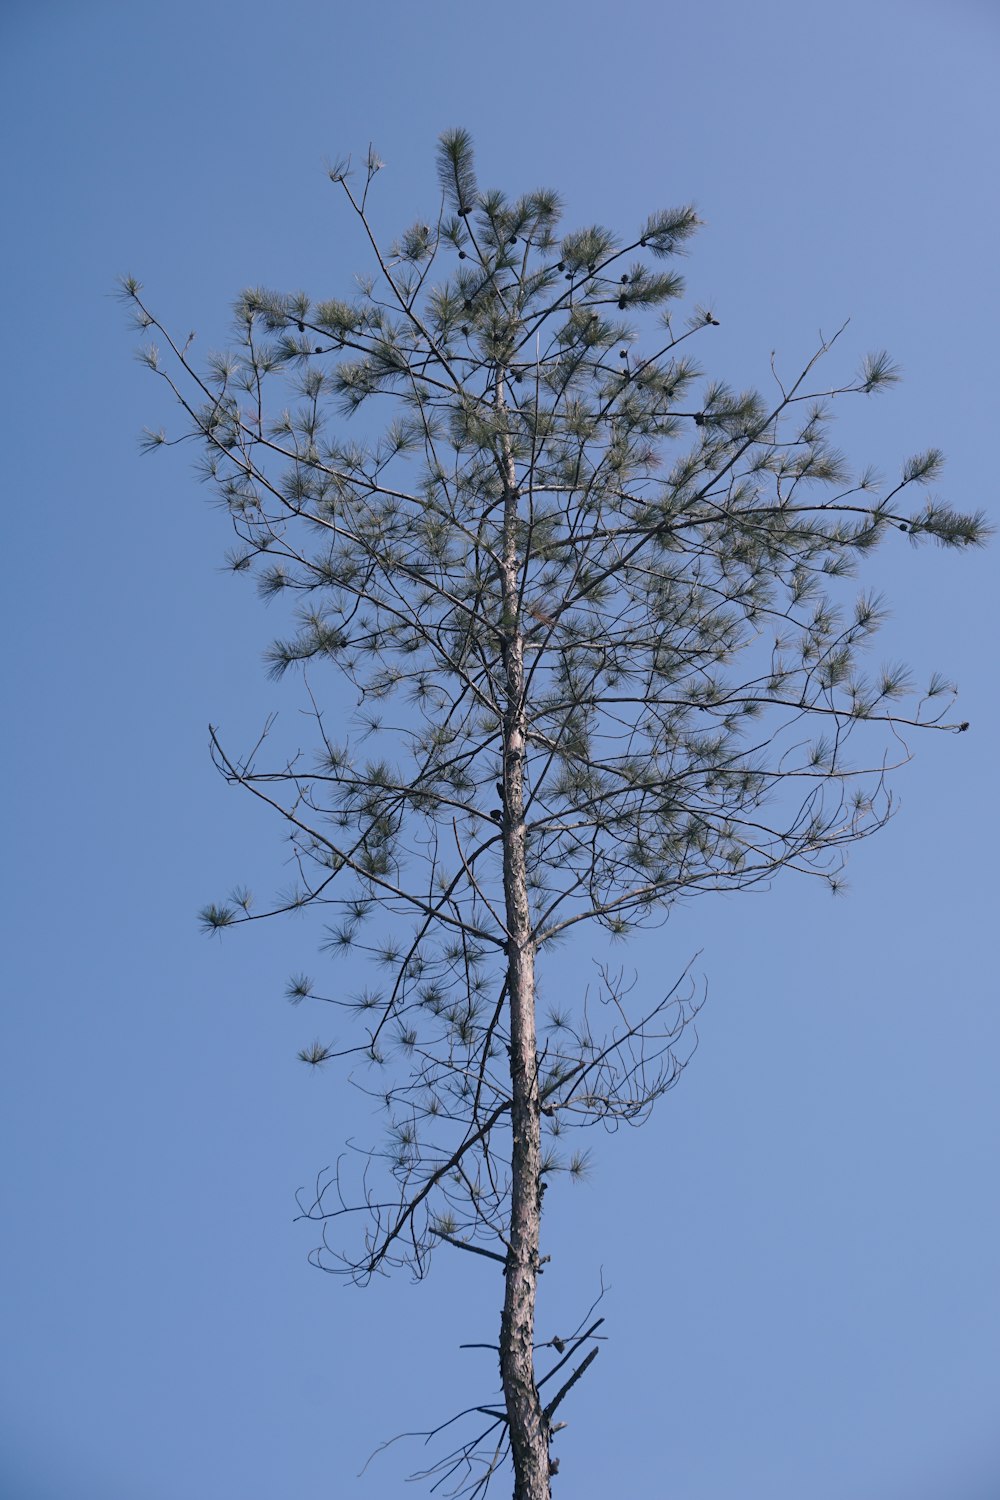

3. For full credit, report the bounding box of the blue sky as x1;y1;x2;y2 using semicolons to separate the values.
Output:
2;2;998;1496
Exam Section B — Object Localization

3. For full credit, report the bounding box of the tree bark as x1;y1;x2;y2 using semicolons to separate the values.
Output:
497;398;550;1500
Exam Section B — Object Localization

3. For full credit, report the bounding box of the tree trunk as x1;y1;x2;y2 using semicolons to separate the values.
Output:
498;403;550;1500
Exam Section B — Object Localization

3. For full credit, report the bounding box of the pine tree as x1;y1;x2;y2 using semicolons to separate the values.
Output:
122;129;986;1499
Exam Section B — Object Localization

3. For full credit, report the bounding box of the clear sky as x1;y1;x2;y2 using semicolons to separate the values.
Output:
2;2;998;1496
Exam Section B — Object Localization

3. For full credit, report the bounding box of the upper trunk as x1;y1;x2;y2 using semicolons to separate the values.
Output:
497;388;550;1500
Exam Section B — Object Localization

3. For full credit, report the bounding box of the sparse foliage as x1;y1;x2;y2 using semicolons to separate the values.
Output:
123;129;986;1499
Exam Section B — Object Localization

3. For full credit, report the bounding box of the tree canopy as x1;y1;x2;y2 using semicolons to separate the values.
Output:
122;128;986;1500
